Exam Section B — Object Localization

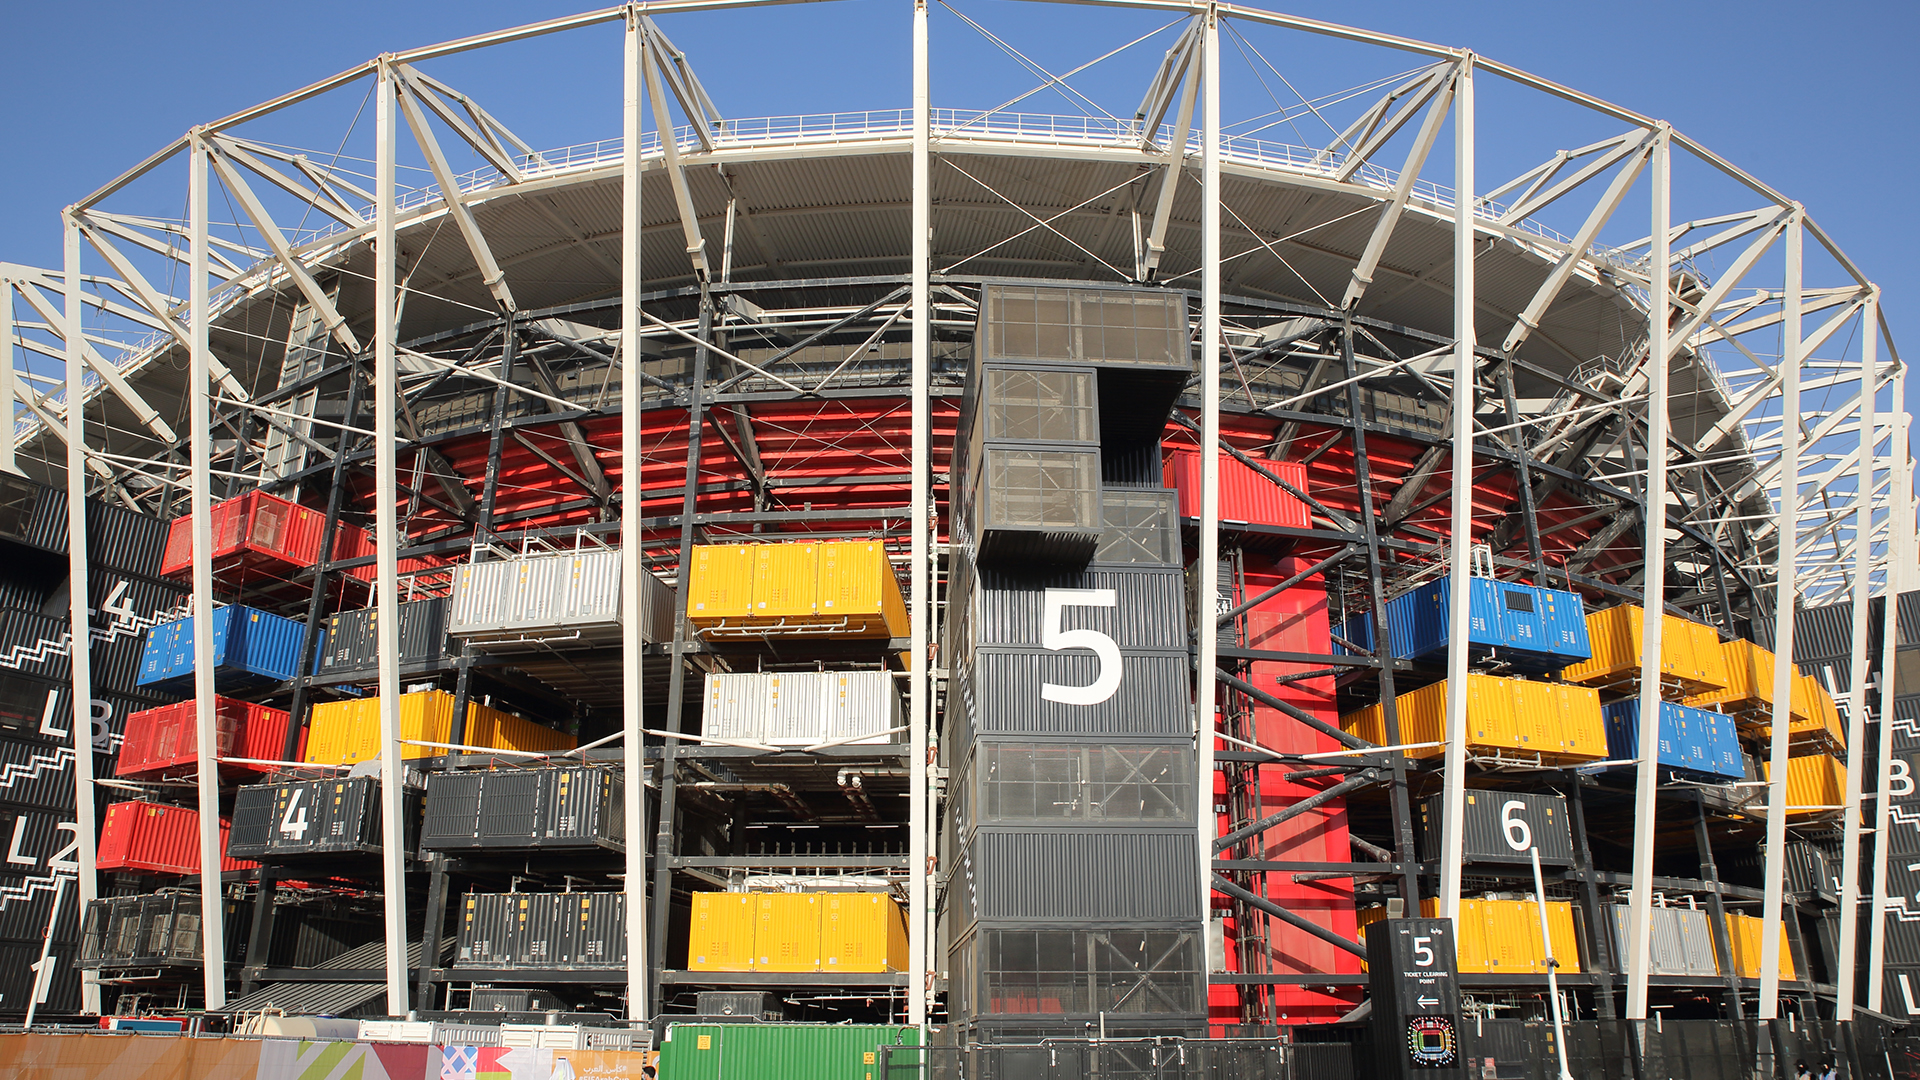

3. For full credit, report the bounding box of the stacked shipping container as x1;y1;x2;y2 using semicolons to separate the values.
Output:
0;473;185;1013
942;284;1204;1040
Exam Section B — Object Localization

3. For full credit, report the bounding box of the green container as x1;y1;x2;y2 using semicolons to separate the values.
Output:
658;1023;921;1080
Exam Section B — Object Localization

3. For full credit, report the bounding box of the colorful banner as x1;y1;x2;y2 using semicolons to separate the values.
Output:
0;1035;656;1080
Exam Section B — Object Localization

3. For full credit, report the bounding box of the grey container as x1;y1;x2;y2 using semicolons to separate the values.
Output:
1414;790;1575;867
1782;841;1839;900
695;991;782;1019
702;671;902;748
313;598;457;685
954;827;1201;932
949;739;1196;839
226;785;276;859
974;284;1189;372
448;548;673;652
470;989;564;1013
1793;602;1856;663
969;566;1186;651
1608;906;1718;977
1881;910;1920;966
0;474;67;558
968;444;1102;567
1094;488;1180;566
0;869;82;943
87;572;187;697
85;498;174;580
230;776;421;859
455;891;626;969
455;892;526;967
0;936;82;1014
78;892;247;969
0;607;77;685
952;924;1204;1021
0;736;83;812
421;767;624;853
951;649;1190;740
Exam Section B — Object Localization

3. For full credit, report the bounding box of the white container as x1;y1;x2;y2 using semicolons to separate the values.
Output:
431;1021;505;1046
357;1019;435;1043
826;670;904;745
237;1015;360;1039
449;548;673;651
1609;905;1718;976
703;671;901;747
704;672;827;746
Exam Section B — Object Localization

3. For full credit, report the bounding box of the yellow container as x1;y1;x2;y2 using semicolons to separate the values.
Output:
751;544;819;621
688;892;756;971
686;545;757;623
685;541;908;639
753;892;822;972
1688;639;1828;736
1762;753;1848;821
1562;605;1729;697
820;892;909;972
304;690;574;764
817;542;910;638
1426;897;1582;974
1339;674;1604;764
1756;675;1845;753
1722;912;1795;979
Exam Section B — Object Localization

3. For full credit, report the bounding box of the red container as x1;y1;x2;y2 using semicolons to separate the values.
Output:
329;525;446;584
115;698;298;780
160;491;327;580
1164;449;1311;528
94;800;253;875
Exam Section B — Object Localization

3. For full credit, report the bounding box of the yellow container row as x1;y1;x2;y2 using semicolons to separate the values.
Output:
687;891;908;973
1360;903;1792;981
685;542;908;639
1761;753;1850;822
1358;900;1581;974
1424;898;1582;974
305;689;577;765
1723;912;1797;980
1561;605;1728;696
1340;673;1605;764
1686;639;1845;751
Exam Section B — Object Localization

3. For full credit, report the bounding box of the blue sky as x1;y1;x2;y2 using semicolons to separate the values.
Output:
2;0;1915;435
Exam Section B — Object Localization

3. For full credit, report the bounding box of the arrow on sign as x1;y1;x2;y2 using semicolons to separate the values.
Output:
1417;996;1441;1008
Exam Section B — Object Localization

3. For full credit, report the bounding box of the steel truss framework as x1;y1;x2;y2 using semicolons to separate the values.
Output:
3;0;1914;1038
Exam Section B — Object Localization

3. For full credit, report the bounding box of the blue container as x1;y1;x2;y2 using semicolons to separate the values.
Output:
1357;577;1592;674
1602;699;1743;781
1332;611;1373;656
136;604;306;693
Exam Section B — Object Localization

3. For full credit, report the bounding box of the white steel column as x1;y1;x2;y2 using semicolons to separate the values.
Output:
1197;2;1220;928
373;59;410;1017
1837;287;1878;1022
0;278;14;475
1624;126;1671;1021
1436;55;1474;924
1868;359;1910;1014
61;213;101;1016
908;0;931;1029
187;135;227;1011
620;6;650;1024
1759;208;1805;1019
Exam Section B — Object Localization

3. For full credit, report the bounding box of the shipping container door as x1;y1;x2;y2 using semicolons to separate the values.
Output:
688;893;754;971
687;546;755;624
752;545;818;621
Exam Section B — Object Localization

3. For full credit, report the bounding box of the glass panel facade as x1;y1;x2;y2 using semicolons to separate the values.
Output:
981;449;1098;530
985;368;1095;443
